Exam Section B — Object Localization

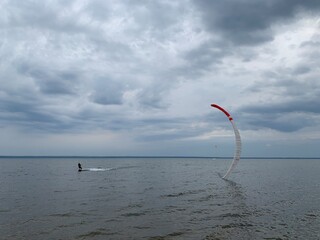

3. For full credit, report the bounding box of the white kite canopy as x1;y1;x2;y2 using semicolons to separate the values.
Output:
211;104;242;179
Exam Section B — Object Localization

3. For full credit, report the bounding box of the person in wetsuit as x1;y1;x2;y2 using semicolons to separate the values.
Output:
78;163;82;171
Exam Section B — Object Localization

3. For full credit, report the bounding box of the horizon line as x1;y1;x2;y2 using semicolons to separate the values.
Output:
0;155;319;159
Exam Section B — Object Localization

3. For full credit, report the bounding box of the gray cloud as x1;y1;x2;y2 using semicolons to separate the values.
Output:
293;65;311;75
2;1;85;34
181;40;232;76
18;64;80;95
136;82;171;110
193;0;320;45
242;99;320;115
244;114;313;132
240;77;320;132
126;1;185;31
133;116;210;142
89;77;124;105
0;97;68;132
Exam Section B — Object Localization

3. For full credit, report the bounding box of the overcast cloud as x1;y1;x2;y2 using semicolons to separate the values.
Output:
0;0;319;157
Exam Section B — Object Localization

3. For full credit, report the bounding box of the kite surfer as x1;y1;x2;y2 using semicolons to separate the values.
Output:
78;163;82;172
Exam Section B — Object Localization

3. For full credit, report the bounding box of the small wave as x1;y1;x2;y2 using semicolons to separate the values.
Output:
121;212;143;217
49;212;75;217
217;212;250;218
219;222;254;229
305;213;317;218
76;228;115;238
162;189;206;198
121;211;148;217
149;231;185;239
0;209;10;213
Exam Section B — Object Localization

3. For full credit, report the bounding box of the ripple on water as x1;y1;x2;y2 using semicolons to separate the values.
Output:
75;228;116;239
161;189;206;198
49;212;75;217
149;231;185;240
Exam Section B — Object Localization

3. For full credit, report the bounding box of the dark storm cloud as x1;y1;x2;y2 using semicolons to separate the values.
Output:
193;0;320;45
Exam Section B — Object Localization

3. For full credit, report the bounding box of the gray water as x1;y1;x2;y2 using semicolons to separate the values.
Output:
0;157;319;240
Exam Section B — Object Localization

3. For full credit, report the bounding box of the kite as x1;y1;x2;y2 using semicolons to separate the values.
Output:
211;104;241;179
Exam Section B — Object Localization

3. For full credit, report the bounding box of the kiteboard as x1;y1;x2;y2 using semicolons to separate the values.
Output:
78;168;111;172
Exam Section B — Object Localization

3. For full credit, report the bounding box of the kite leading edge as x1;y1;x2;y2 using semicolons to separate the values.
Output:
211;104;242;179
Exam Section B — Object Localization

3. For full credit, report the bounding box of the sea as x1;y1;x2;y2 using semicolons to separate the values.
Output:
0;157;319;240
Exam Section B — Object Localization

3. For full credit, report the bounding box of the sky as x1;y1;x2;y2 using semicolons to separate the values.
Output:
0;0;320;157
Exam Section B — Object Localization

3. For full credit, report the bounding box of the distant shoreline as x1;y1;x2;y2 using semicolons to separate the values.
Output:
0;156;319;159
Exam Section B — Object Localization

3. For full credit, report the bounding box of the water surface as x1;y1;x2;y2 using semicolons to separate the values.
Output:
1;157;319;239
